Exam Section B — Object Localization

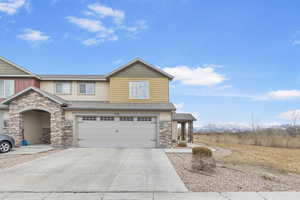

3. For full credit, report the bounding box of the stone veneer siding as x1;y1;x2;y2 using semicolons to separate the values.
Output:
159;121;172;148
7;90;73;147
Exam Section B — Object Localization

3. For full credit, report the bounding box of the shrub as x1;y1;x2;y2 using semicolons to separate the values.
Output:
192;146;213;157
191;156;216;172
177;141;187;147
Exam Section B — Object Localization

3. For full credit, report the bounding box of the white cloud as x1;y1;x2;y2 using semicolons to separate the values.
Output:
292;40;300;45
66;16;107;32
17;29;50;43
66;3;147;46
164;65;227;86
87;3;125;24
257;90;300;100
174;102;184;112
82;35;118;46
215;85;232;90
0;0;26;15
114;59;124;65
126;20;148;34
278;110;300;122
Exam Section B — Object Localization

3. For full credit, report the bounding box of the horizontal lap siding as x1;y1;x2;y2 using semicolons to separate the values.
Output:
0;60;29;75
110;77;169;103
15;79;40;93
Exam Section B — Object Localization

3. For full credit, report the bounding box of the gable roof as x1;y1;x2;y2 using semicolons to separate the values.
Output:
2;87;67;105
173;113;197;121
0;57;40;79
39;74;106;81
105;58;174;80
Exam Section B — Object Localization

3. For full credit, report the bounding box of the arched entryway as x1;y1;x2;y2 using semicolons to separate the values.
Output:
21;109;51;145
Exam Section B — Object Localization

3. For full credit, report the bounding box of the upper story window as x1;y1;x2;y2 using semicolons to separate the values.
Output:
0;80;14;98
79;82;95;95
55;82;72;95
129;81;149;99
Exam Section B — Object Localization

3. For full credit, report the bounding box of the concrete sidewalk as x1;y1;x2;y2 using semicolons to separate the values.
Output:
0;192;299;200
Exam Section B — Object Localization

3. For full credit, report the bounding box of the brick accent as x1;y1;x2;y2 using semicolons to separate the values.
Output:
7;90;72;147
159;121;172;148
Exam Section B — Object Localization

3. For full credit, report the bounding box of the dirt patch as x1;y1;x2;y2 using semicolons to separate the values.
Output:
168;153;300;192
0;149;62;169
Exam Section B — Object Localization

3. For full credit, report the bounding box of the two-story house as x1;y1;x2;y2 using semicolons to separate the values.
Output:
0;57;196;148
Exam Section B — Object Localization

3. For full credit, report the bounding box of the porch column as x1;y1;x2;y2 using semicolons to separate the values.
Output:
188;121;194;143
181;122;186;141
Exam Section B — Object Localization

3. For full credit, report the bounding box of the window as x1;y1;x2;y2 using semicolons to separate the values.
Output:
100;116;114;121
0;80;14;98
82;116;97;121
137;117;152;121
129;81;149;99
55;82;71;94
79;82;95;95
120;116;134;121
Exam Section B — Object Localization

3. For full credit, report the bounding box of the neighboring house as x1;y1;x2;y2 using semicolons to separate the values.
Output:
0;57;196;148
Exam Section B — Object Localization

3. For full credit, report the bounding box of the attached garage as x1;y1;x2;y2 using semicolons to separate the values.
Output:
77;115;157;148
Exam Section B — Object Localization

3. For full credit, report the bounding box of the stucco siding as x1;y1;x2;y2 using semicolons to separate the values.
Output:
40;81;109;101
0;60;29;75
110;77;169;103
112;62;166;78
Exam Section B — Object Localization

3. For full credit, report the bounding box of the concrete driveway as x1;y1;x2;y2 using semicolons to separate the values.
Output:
0;148;187;192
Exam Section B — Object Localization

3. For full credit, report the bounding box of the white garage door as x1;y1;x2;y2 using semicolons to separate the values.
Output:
77;116;157;148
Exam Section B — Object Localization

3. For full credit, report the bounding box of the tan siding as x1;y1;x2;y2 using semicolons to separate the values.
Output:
40;81;109;101
110;77;169;103
113;62;166;78
0;60;29;75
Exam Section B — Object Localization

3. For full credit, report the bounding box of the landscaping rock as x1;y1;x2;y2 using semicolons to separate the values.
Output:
191;155;216;172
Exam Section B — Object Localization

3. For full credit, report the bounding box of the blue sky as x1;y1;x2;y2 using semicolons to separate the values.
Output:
1;0;300;127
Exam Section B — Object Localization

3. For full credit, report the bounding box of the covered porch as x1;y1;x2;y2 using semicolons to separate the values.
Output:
172;113;196;143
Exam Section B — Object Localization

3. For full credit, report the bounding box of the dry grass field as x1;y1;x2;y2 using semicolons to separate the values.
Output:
195;135;300;174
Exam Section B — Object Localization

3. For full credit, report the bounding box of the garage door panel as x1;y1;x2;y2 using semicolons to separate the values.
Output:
78;116;157;148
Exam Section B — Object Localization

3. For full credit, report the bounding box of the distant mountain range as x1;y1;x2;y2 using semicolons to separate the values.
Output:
195;123;288;133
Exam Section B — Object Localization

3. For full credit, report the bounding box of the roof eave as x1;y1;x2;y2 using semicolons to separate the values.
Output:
40;78;107;81
64;107;175;111
2;87;66;105
0;57;41;79
105;58;174;80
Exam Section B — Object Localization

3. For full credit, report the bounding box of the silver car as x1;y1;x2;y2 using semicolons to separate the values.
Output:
0;134;15;153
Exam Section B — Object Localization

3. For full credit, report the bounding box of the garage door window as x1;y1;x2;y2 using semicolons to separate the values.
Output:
100;116;114;121
82;116;97;121
137;117;152;121
120;116;134;121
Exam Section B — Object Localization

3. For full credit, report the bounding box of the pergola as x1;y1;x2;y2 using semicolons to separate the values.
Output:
173;113;197;143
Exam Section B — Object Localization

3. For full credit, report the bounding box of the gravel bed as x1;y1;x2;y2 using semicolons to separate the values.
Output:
0;149;62;169
167;153;300;192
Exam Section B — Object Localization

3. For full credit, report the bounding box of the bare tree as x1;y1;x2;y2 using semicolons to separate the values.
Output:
290;110;300;127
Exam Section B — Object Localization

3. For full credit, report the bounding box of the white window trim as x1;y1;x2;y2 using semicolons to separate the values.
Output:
129;81;150;100
55;82;72;95
78;82;96;95
0;80;15;98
